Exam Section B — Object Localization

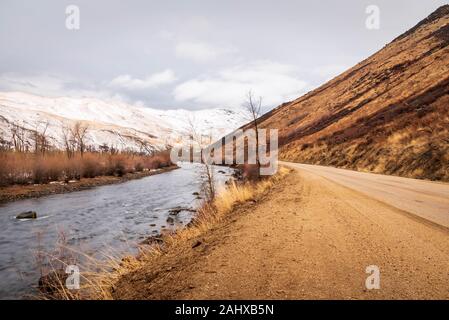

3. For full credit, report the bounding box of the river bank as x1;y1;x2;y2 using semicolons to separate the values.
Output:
42;167;290;299
0;165;179;204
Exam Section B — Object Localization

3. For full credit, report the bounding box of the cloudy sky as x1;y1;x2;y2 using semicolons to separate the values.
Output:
0;0;447;111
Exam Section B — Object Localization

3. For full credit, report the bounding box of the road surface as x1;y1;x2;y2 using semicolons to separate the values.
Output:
113;164;449;299
281;162;449;229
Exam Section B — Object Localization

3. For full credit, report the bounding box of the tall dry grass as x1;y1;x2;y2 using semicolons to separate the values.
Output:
0;150;172;187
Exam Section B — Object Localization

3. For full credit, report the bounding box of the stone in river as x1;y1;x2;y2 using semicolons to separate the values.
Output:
16;211;37;219
166;216;175;224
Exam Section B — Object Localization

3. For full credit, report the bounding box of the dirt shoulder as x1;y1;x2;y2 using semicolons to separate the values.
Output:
0;165;178;204
112;167;449;299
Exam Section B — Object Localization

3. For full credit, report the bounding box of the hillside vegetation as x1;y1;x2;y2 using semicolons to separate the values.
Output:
255;5;449;181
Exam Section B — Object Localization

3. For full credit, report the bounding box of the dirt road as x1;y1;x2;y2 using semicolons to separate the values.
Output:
282;162;449;228
114;165;449;299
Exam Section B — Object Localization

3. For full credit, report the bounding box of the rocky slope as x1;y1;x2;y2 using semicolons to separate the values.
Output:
253;5;449;181
0;92;249;153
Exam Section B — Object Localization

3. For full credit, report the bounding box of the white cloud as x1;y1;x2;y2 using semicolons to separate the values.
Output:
175;41;236;63
109;69;177;90
0;73;65;95
155;30;175;40
0;72;125;101
173;60;308;108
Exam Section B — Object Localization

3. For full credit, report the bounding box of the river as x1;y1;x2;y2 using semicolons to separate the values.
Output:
0;163;234;299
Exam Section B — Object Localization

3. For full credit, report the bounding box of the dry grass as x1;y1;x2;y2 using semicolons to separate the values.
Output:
173;166;289;243
0;150;172;187
38;166;290;300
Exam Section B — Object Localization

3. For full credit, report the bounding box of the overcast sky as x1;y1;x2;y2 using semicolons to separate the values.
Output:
0;0;447;111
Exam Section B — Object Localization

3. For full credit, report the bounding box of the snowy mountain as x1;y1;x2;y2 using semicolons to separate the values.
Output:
0;92;249;152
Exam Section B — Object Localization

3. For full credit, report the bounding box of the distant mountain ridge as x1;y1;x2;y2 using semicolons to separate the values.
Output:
0;91;249;153
248;5;449;181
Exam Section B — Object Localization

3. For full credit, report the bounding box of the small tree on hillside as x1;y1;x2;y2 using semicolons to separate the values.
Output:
244;90;262;179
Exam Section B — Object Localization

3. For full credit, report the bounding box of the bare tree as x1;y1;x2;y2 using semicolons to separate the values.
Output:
188;117;216;201
31;121;50;155
99;143;110;154
11;122;27;152
71;122;89;157
244;90;262;178
137;138;155;155
0;131;12;151
61;123;76;158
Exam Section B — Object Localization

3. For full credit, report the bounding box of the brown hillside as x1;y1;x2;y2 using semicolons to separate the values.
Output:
257;5;449;181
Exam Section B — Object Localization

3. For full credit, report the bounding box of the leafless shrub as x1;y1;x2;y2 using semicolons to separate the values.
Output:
244;91;263;180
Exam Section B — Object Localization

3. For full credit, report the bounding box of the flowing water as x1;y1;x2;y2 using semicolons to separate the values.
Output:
0;163;234;299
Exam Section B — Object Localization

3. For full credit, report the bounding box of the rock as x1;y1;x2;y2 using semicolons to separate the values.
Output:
166;216;175;224
218;170;226;174
192;240;202;248
169;206;196;215
192;192;200;196
140;234;163;245
49;181;64;185
169;206;183;215
16;211;37;219
149;224;156;227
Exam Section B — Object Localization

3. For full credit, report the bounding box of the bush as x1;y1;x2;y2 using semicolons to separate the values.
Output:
33;160;47;184
107;156;127;177
135;162;144;172
81;156;101;178
0;150;173;187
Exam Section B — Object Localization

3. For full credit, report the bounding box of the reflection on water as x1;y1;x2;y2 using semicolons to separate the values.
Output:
0;163;234;299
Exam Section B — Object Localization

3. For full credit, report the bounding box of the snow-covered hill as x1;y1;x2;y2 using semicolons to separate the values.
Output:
0;92;249;152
